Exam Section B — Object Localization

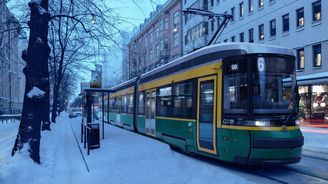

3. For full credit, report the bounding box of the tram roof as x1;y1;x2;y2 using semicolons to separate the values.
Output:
140;43;294;82
111;43;294;91
111;77;137;91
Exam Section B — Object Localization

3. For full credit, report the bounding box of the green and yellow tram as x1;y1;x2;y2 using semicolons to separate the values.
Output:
107;43;304;165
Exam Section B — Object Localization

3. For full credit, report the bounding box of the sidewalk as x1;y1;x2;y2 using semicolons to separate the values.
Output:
300;118;328;128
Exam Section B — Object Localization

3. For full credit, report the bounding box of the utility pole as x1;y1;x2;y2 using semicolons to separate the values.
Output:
182;8;233;46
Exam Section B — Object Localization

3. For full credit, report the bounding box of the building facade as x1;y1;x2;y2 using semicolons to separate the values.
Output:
0;1;24;114
127;0;182;79
182;0;327;120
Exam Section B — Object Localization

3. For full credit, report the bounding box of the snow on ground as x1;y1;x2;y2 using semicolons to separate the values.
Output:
0;114;327;184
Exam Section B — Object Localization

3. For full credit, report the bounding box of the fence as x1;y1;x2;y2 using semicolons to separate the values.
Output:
0;114;21;124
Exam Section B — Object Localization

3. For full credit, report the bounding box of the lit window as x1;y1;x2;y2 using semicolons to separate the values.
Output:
297;48;305;70
258;24;264;41
312;1;321;22
258;0;264;8
296;8;305;27
313;44;321;67
248;0;254;13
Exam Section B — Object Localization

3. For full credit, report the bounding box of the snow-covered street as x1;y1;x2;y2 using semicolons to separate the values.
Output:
1;114;328;184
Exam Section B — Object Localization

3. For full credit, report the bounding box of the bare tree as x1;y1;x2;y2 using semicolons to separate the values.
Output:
11;0;51;163
48;0;122;123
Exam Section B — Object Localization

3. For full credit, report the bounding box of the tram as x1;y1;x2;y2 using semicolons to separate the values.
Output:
107;43;304;165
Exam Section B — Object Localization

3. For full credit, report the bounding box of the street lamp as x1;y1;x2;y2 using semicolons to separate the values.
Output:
91;16;96;24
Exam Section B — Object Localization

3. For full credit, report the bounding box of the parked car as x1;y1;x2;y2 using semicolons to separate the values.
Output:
69;108;82;118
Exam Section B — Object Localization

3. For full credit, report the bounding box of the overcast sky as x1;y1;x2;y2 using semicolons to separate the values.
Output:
109;0;167;31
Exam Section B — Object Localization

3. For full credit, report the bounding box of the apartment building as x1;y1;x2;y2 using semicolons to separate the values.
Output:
127;0;182;79
0;2;24;114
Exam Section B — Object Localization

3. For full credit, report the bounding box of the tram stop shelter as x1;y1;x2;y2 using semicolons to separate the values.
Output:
81;88;114;155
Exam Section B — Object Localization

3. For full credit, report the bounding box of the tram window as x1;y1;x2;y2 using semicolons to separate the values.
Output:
173;82;193;118
128;94;134;114
138;92;145;115
157;86;173;117
252;57;296;114
223;58;248;114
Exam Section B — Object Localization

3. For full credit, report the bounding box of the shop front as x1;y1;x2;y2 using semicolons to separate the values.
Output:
299;84;328;121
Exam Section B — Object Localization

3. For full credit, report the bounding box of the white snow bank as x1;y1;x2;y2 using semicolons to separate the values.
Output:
27;87;45;98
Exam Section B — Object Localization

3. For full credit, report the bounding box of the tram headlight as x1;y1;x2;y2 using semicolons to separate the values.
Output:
255;120;270;127
295;120;300;126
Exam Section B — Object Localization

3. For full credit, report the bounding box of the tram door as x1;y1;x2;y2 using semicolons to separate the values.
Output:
197;76;217;155
145;89;156;136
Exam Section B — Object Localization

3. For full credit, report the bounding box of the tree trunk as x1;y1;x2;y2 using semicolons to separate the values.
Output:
51;82;60;123
51;49;65;123
11;0;51;164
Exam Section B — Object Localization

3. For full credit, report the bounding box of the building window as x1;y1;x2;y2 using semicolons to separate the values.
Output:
282;14;289;32
231;36;235;42
248;0;253;13
164;17;169;30
217;17;221;28
156;27;159;38
296;8;305;27
313;44;322;67
164;38;169;49
203;0;208;10
258;24;264;41
239;2;244;17
297;48;305;70
211;19;215;31
174;32;179;47
239;32;244;42
258;0;264;8
210;0;214;7
159;19;163;31
173;12;179;26
249;28;254;43
231;7;235;21
312;0;321;22
270;19;276;37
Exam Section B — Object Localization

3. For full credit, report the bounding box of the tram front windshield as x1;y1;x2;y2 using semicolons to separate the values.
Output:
252;57;296;114
223;56;297;115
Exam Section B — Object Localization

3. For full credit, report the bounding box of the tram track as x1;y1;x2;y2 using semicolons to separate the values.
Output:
249;153;328;184
249;168;328;184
